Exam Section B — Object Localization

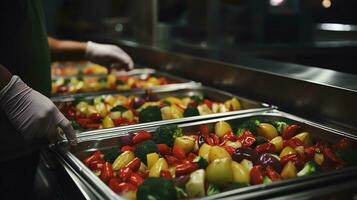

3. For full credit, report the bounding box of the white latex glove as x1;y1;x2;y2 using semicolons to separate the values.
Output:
0;76;77;145
85;41;134;70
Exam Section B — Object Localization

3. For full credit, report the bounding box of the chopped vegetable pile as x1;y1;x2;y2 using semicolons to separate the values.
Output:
59;91;242;130
81;119;357;199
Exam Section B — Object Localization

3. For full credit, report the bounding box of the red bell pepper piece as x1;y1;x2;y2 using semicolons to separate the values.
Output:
121;145;135;152
223;145;235;155
172;146;186;160
281;125;299;140
266;165;281;181
199;124;210;135
89;159;105;170
100;162;114;183
175;162;199;176
129;172;144;186
238;131;256;147
322;147;344;164
109;179;137;194
65;109;76;120
332;138;355;151
124;158;141;172
304;146;316;160
118;167;133;182
255;143;276;154
222;131;237;142
165;155;181;166
204;134;214;145
84;151;102;166
132;130;152;144
113;117;129;126
284;138;304;148
187;153;197;162
157;144;172;156
280;154;304;170
250;165;265;185
160;170;173;180
210;133;220;145
203;99;213;108
89;113;102;123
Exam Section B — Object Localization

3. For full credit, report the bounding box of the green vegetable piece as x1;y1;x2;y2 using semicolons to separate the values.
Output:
134;140;159;165
336;149;357;166
71;121;82;130
139;106;162;123
137;177;177;200
110;105;128;112
183;107;200;117
274;121;289;133
223;183;249;191
76;75;84;81
190;95;204;104
98;77;107;83
263;176;272;184
74;97;94;105
115;79;125;85
103;148;120;163
175;186;188;198
253;136;269;147
153;125;183;147
207;184;220;196
193;156;208;169
297;161;320;177
236;118;261;136
64;78;71;85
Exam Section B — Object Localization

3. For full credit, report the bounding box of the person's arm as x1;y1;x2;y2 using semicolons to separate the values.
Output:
0;64;77;145
48;37;134;69
0;64;12;90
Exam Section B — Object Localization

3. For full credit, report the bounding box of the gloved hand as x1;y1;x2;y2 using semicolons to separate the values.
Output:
85;41;134;70
0;76;77;145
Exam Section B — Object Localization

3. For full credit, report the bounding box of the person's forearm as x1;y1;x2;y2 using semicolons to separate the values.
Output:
0;64;12;90
48;37;88;61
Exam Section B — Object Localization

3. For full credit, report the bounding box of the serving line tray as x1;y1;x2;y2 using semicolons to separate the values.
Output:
54;110;357;200
51;68;199;97
52;85;272;138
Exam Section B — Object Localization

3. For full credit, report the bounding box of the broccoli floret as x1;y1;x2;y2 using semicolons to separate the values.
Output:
137;177;177;200
139;106;162;123
190;95;204;104
175;186;188;199
236;118;261;136
297;161;320;177
207;184;220;196
115;79;125;85
134;140;159;165
193;156;208;169
183;107;200;117
103;148;120;163
153;125;183;147
98;77;107;83
110;105;128;112
71;121;82;130
274;121;289;133
64;78;71;85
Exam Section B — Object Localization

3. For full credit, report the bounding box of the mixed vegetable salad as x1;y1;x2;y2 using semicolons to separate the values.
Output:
52;73;176;95
59;91;242;131
81;118;357;200
51;61;109;76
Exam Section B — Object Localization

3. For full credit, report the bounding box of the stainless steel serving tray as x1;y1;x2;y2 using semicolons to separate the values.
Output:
51;68;199;98
52;85;272;138
55;110;357;200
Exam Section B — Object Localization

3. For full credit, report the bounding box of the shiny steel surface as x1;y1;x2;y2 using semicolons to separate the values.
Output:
87;38;357;132
53;85;271;138
56;110;357;200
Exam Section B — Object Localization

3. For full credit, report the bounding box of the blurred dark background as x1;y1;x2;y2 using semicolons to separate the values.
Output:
43;0;357;74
